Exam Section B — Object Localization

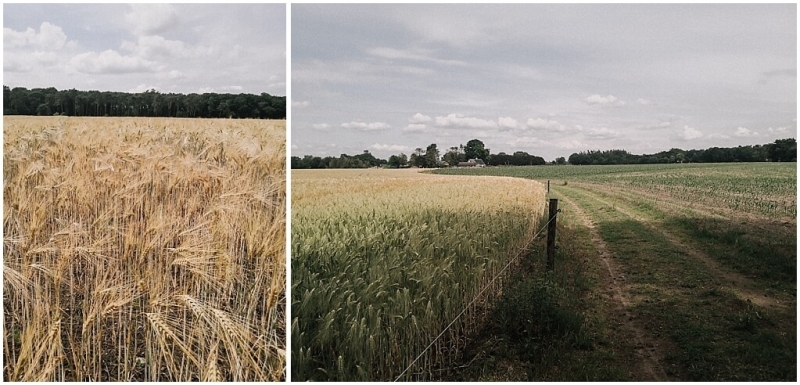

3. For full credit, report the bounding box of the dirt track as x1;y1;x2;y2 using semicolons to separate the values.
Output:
558;193;668;381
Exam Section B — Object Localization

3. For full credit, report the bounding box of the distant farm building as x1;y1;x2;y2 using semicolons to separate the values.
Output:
457;159;486;167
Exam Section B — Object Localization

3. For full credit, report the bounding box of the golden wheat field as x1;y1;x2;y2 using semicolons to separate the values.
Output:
3;116;286;381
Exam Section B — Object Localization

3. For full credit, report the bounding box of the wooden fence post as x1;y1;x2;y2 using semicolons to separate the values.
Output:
547;180;550;193
546;198;558;271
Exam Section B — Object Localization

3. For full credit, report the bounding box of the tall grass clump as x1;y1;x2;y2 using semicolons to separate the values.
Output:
291;169;546;381
3;116;286;381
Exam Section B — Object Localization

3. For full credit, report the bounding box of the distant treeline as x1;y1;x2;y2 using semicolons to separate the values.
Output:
292;151;387;169
3;86;285;119
292;139;552;169
568;138;796;165
292;150;550;169
294;138;797;169
488;152;547;166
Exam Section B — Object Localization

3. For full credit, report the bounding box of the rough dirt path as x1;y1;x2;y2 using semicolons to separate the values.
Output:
557;192;669;382
574;187;784;309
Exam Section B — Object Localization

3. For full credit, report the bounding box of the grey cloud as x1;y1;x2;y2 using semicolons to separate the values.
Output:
292;4;796;160
584;127;620;139
368;47;468;66
760;68;796;84
5;4;285;95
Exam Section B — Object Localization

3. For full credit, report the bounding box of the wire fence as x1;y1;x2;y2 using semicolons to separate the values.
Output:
393;210;560;381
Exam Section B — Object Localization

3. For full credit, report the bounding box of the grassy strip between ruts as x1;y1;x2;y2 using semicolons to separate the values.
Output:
554;184;796;381
568;180;796;296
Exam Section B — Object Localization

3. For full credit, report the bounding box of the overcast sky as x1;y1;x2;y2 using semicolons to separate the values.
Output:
292;4;796;161
4;4;285;95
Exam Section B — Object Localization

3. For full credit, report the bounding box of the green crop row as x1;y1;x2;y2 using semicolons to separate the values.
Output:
291;170;546;381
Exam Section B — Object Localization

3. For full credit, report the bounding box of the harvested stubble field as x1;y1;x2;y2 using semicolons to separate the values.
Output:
3;116;286;381
291;168;546;381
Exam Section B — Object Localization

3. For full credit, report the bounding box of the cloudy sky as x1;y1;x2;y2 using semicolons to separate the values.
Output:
4;4;285;95
292;4;796;161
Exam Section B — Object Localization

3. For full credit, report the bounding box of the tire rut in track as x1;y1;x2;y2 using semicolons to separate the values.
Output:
574;188;783;309
557;192;669;382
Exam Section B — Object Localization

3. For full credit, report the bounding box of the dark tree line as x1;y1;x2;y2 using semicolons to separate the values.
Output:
568;139;796;165
293;139;550;169
409;144;443;168
487;151;546;166
293;138;796;170
291;150;387;169
3;86;286;119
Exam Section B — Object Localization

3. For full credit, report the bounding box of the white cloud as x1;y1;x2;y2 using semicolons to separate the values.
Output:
4;27;30;48
506;136;550;148
4;22;68;50
35;22;69;49
527;117;583;134
706;133;730;139
4;56;32;72
312;123;329;130
527;117;562;130
734;127;759;137
640;121;672;130
4;50;62;72
125;4;179;36
637;98;653;105
69;50;160;74
768;126;791;134
157;70;185;80
403;123;427;132
498;117;519;129
293;101;311;109
586;94;626;107
409;113;432;123
434;113;498;129
120;35;208;60
585;127;620;139
371;143;411;152
341;121;391;131
679;125;703;141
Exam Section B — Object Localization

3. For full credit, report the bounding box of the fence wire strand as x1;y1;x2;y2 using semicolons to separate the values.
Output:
393;209;560;381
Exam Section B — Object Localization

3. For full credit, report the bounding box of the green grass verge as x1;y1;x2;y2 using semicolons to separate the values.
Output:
557;185;797;381
447;206;628;381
